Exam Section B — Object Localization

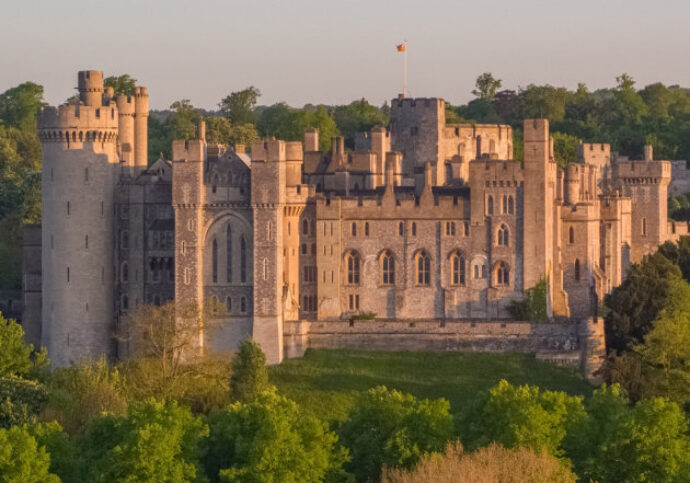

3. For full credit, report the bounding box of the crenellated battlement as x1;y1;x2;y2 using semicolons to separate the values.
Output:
115;95;136;116
615;159;671;181
38;103;119;130
172;139;205;162
251;137;286;163
391;97;445;111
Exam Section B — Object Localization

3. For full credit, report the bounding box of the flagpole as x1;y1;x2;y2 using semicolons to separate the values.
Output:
403;41;407;97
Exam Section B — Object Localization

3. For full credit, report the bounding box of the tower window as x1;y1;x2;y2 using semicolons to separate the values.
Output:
495;262;510;286
226;297;232;313
497;224;509;247
412;222;417;236
641;217;647;236
487;196;493;215
451;252;466;286
240;296;247;313
351;222;357;237
569;226;575;244
415;252;431;286
346;251;361;285
67;201;70;216
381;251;395;285
575;259;581;281
365;222;370;236
399;222;404;236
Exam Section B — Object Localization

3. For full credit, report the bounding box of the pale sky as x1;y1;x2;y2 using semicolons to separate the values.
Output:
1;0;689;110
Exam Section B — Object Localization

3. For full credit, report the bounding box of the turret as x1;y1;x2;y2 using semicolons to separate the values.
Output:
134;86;149;168
78;70;104;107
565;163;581;205
116;94;136;166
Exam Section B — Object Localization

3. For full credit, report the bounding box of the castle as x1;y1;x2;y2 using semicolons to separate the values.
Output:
22;71;685;366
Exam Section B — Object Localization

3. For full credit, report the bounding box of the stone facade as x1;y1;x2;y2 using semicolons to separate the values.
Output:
25;71;682;368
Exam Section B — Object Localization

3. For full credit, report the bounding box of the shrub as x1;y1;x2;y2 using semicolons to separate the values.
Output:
204;390;349;483
0;424;60;482
338;386;453;482
381;441;576;483
0;376;47;428
0;312;47;379
507;279;547;322
460;379;585;457
229;338;272;402
45;356;127;434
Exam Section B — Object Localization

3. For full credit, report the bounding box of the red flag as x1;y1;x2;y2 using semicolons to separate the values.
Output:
396;42;406;52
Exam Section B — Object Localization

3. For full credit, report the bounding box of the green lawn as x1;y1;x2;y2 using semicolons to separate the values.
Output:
270;349;593;422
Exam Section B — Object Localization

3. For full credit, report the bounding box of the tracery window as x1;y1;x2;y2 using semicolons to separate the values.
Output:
346;251;360;285
487;195;494;215
381;251;395;285
450;251;466;286
495;262;510;286
497;224;510;247
415;251;431;286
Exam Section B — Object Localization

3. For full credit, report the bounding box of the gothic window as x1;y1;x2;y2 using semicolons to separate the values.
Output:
412;222;417;236
450;252;466;286
575;259;581;281
497;224;509;246
487;196;494;215
569;226;575;244
240;236;247;283
346;251;360;285
212;239;218;283
240;296;247;313
508;196;514;214
365;222;370;236
415;251;431;286
495;262;510;286
352;222;357;237
502;195;508;214
474;265;479;279
227;225;232;282
381;251;395;286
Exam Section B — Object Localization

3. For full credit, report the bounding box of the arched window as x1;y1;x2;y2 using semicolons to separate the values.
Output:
569;226;575;244
302;220;309;235
381;251;395;285
240;296;247;313
346;251;360;285
574;259;581;281
226;296;232;313
508;196;514;214
226;225;233;282
487;195;494;215
212;238;218;283
399;222;404;236
502;195;508;214
352;222;357;237
412;222;417;236
450;252;466;286
415;252;431;286
495;262;510;286
365;222;370;236
240;236;247;283
497;224;509;246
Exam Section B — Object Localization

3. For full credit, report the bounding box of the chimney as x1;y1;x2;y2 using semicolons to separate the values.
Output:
198;120;206;142
304;128;319;152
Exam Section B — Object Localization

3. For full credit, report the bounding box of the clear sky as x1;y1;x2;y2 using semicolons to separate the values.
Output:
1;0;689;110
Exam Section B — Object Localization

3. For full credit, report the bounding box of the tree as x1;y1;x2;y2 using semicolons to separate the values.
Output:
219;86;261;125
381;441;576;483
472;73;502;102
204;116;258;148
604;251;681;352
257;103;338;151
0;377;48;429
204;390;349;483
82;399;209;483
338;386;453;482
0;313;47;379
46;357;127;434
565;384;690;482
29;421;79;483
460;380;585;457
0;82;45;131
104;75;137;96
507;279;548;322
229;338;271;403
333;99;389;147
551;132;579;167
168;100;202;141
0;424;60;483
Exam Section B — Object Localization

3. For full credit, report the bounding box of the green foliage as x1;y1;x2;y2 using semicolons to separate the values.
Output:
204;116;258;148
258;103;338;151
0;424;60;482
0;313;47;379
472;72;502;102
332;99;389;147
45;357;127;434
604;252;681;352
338;385;453;482
460;380;585;457
565;384;690;482
551;132;579;166
0;82;45;131
0;377;47;428
28;421;78;483
82;399;209;483
104;75;137;96
229;338;271;403
218;86;261;125
508;279;548;322
204;390;349;483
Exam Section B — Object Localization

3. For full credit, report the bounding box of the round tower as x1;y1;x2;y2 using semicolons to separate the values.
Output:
565;163;581;205
133;86;149;168
116;94;136;166
37;71;120;366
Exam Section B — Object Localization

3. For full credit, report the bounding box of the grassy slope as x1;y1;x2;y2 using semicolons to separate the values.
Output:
270;349;593;423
